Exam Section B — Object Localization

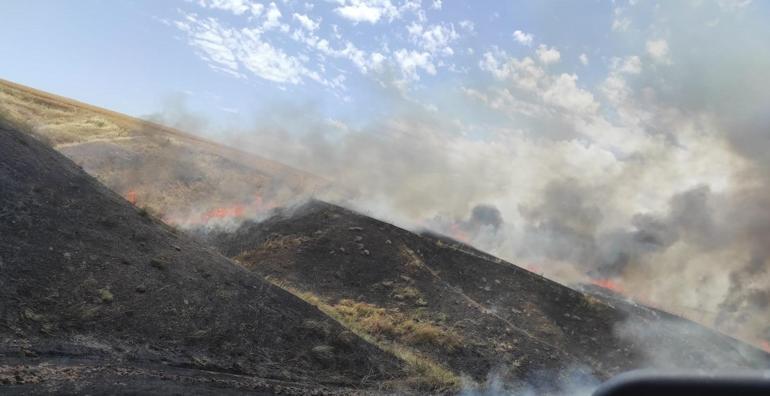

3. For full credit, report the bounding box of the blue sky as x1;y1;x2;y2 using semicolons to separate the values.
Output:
0;0;713;128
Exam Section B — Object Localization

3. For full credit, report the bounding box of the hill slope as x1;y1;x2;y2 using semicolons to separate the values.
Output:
203;200;770;392
0;79;328;225
0;128;409;394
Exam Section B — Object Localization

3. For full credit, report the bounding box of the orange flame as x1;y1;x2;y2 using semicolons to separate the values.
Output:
123;189;279;227
449;224;469;242
125;190;137;205
522;262;542;274
202;204;246;221
592;278;623;293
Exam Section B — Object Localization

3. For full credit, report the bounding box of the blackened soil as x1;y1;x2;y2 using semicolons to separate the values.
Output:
205;200;770;389
0;128;408;394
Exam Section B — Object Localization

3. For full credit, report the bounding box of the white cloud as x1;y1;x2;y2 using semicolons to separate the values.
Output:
293;13;320;31
174;15;243;78
611;5;632;32
480;51;544;91
542;73;598;115
432;0;442;10
262;2;286;31
336;5;383;23
717;0;752;11
230;28;308;84
579;53;589;66
614;55;642;74
646;39;670;63
478;49;598;118
370;52;386;69
458;20;475;33
338;42;387;73
302;36;386;75
175;12;322;85
333;0;399;24
478;49;507;79
600;72;629;106
394;49;436;80
196;0;264;16
600;57;645;109
513;30;533;46
612;16;631;32
536;44;561;65
407;22;459;56
332;0;423;24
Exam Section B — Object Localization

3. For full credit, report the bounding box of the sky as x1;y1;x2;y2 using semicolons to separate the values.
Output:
1;0;753;129
2;0;770;344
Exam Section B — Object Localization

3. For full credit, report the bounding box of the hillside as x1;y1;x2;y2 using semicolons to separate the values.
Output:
0;79;328;226
202;200;770;393
4;79;768;393
0;127;414;394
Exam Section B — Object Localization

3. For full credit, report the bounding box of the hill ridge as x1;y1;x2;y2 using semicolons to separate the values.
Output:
202;199;770;390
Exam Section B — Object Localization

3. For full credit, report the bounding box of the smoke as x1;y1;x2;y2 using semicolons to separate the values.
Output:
614;315;768;370
469;204;504;231
460;366;600;396
144;93;210;136
136;1;770;349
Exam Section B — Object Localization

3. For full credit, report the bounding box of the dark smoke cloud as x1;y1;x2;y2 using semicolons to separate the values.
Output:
595;185;716;277
468;204;503;231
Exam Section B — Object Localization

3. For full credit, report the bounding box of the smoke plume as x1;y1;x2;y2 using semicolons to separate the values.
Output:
148;1;770;352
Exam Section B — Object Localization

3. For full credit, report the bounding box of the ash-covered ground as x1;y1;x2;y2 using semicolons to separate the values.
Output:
199;200;770;393
0;127;412;394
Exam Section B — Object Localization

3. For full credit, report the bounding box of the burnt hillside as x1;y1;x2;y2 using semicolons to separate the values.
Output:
204;200;770;391
0;79;329;224
0;128;409;394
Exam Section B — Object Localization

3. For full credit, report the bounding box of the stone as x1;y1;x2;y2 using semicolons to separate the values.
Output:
311;345;335;362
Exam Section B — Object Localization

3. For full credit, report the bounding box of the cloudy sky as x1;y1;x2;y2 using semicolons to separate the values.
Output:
1;0;761;128
2;0;770;343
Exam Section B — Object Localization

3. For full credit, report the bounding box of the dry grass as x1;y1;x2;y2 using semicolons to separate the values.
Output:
0;85;135;146
582;293;609;308
333;299;461;350
394;285;422;299
279;286;462;391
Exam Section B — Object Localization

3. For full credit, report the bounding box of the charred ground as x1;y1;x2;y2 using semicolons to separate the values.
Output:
202;200;770;392
0;127;413;394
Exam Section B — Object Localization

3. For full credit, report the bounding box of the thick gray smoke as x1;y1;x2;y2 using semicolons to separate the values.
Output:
150;1;770;349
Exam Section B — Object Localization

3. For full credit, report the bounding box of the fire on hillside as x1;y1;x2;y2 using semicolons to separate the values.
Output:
123;190;277;227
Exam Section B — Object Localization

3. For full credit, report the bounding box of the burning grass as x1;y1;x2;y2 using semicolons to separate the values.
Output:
1;80;325;231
